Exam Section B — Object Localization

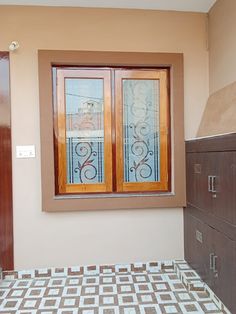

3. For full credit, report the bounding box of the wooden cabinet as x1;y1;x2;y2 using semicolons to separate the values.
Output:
185;133;236;314
185;211;236;312
187;151;236;225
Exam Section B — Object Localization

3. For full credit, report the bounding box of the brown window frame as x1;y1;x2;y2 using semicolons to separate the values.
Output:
56;69;113;194
38;50;186;212
55;67;170;195
115;69;169;193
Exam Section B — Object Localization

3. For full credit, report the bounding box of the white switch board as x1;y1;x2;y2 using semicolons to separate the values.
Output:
16;145;36;158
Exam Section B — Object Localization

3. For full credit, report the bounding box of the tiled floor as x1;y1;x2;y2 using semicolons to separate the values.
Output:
0;261;229;313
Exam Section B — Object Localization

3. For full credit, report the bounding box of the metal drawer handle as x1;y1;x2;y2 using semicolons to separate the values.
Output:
208;176;213;192
212;176;217;193
209;253;214;270
213;255;218;273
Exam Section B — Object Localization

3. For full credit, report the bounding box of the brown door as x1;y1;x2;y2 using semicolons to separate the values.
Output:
186;153;197;206
186;152;215;212
211;227;235;313
213;152;236;226
0;52;14;270
184;210;211;283
195;152;215;213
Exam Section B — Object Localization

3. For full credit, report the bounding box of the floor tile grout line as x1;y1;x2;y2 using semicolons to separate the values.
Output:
0;259;231;314
174;260;232;314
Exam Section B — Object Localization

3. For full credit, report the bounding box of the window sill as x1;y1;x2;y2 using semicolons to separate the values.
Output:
54;191;175;200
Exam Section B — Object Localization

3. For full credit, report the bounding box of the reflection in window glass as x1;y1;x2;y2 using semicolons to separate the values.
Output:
65;79;104;184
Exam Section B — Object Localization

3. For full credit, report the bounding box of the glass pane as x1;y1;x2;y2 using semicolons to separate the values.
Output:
123;79;160;183
65;78;104;184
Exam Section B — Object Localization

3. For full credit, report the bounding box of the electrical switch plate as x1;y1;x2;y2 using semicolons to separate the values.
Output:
16;145;36;158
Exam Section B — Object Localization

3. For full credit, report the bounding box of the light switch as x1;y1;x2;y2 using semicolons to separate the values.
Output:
16;145;36;158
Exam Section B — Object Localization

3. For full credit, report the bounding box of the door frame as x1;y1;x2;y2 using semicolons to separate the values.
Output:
0;51;14;270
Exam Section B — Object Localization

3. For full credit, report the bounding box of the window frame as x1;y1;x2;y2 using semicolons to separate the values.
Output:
55;67;170;195
115;69;169;193
56;68;113;194
38;50;186;211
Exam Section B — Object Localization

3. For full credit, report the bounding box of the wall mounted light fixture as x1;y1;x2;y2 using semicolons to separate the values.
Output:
9;41;20;51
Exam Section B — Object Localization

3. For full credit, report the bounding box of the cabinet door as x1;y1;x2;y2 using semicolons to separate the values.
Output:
211;227;235;313
212;152;236;226
186;152;213;211
186;153;197;206
193;152;215;213
187;150;236;224
184;211;236;312
184;210;210;282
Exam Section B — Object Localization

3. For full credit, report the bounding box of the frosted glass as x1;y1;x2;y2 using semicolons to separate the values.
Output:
123;79;160;182
65;78;104;184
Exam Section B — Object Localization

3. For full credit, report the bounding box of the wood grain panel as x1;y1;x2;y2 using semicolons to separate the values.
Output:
184;208;236;313
0;52;14;270
212;227;235;313
186;133;236;153
185;134;236;313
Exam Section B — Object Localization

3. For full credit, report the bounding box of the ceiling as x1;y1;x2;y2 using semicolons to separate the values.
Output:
0;0;217;12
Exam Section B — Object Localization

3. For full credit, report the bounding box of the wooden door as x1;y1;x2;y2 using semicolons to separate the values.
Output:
212;152;236;226
0;52;14;270
186;152;215;212
186;153;197;206
203;225;215;290
184;210;210;283
195;152;216;213
211;227;235;313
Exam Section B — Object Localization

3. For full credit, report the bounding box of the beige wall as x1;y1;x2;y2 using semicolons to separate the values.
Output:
197;80;236;137
0;6;209;269
197;0;236;137
209;0;236;94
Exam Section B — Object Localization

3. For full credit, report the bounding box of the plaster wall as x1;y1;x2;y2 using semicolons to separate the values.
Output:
0;6;209;269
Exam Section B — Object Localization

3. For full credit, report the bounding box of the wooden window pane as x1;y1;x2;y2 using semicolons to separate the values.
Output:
56;69;113;194
115;69;169;192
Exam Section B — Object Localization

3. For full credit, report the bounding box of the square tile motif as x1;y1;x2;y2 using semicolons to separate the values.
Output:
0;261;226;313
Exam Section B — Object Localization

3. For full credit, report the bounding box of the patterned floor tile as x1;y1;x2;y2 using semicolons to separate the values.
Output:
0;261;227;313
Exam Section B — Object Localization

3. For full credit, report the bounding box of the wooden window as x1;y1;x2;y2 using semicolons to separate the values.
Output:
55;67;170;195
39;50;185;211
56;69;113;194
115;69;169;192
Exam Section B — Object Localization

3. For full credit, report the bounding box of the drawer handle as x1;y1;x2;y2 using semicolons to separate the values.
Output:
213;255;218;273
212;176;217;193
208;176;213;192
209;253;214;270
